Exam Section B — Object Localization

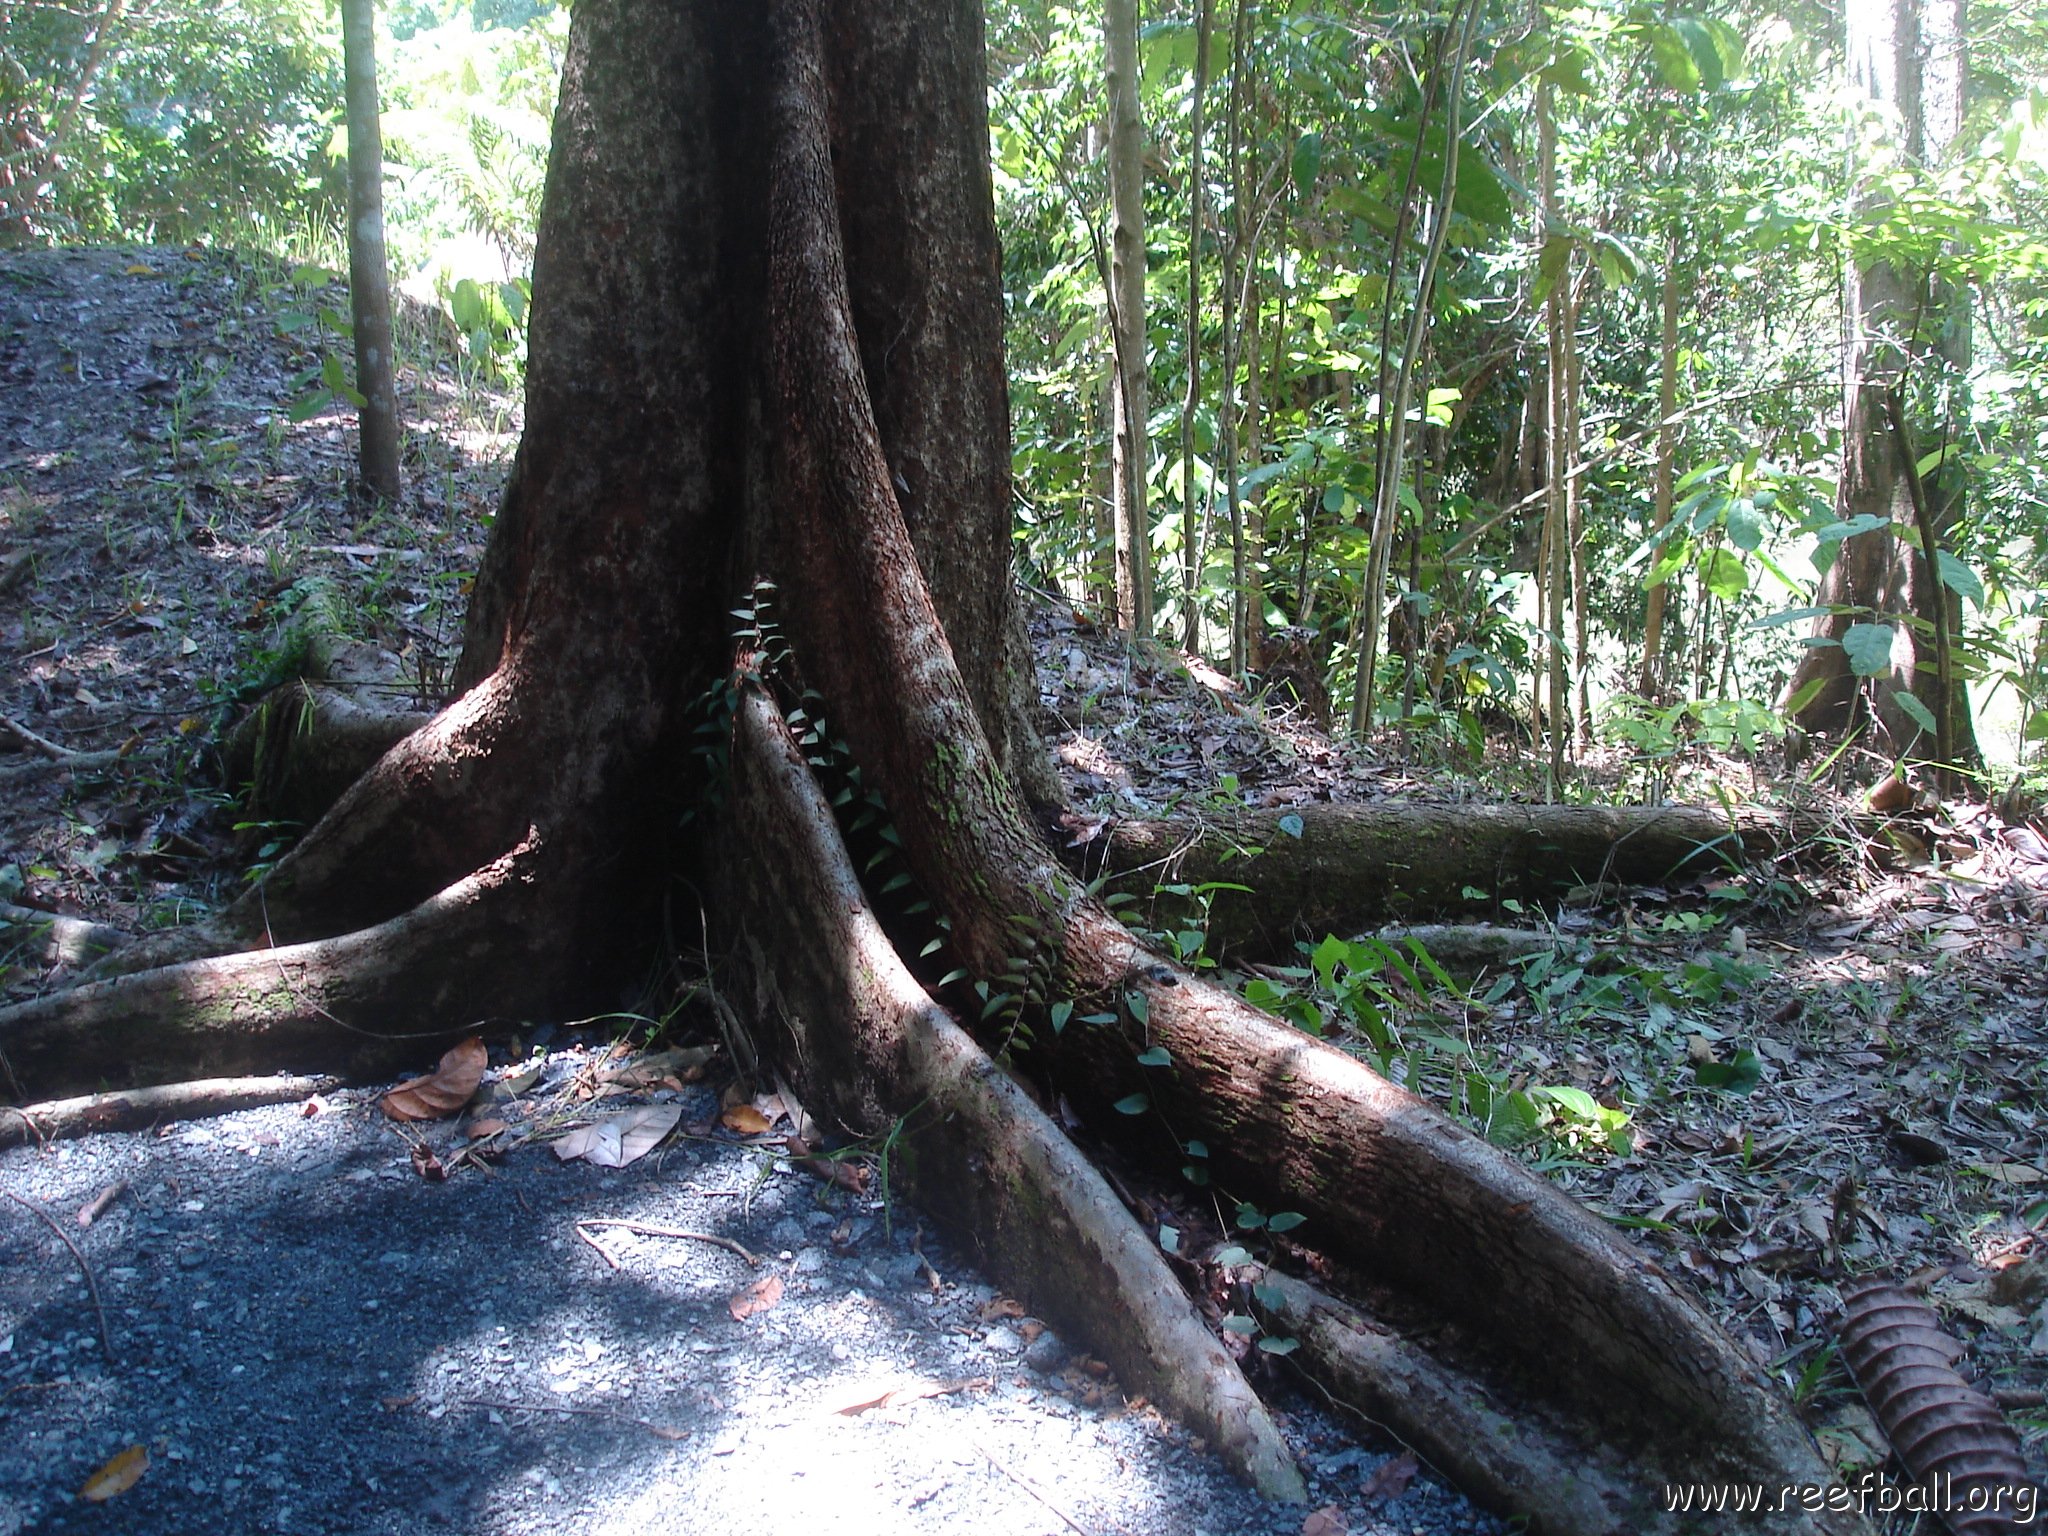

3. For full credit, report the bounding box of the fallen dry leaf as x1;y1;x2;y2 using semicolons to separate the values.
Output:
796;1155;869;1194
80;1445;149;1502
977;1297;1026;1323
728;1273;785;1321
381;1037;488;1122
552;1105;682;1168
720;1103;773;1136
1360;1449;1418;1503
1301;1504;1347;1536
465;1118;511;1140
410;1144;447;1181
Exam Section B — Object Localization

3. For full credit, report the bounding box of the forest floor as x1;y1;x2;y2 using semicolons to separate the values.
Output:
3;244;2048;1529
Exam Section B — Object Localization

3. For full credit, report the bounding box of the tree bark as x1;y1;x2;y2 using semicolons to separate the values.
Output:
339;0;402;503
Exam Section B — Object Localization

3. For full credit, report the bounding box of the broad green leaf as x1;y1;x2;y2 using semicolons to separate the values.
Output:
1267;1211;1307;1233
1256;1335;1301;1356
1214;1246;1254;1267
1842;622;1895;677
1136;1046;1171;1067
1219;1313;1257;1334
1693;1048;1762;1094
1699;548;1749;601
1935;551;1983;608
1113;1093;1150;1115
1723;501;1764;552
1159;1224;1181;1254
1048;1000;1072;1033
1291;132;1323;198
1535;1085;1601;1119
1277;813;1304;839
1892;690;1938;735
1236;1203;1267;1230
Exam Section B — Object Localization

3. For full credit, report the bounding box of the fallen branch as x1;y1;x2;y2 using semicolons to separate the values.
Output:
1088;800;1827;957
0;1073;341;1149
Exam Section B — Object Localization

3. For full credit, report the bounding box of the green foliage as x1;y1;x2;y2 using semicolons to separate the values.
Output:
1;0;340;244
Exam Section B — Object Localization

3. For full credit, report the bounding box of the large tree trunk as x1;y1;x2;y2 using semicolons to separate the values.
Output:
0;1;1868;1525
1784;0;1976;775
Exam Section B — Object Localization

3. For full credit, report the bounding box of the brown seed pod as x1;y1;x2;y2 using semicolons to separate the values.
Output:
1837;1279;2038;1535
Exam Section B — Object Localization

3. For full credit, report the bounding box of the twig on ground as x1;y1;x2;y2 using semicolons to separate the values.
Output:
967;1434;1094;1536
456;1396;689;1441
0;1187;113;1361
574;1218;761;1267
76;1180;126;1228
0;714;70;758
574;1222;621;1270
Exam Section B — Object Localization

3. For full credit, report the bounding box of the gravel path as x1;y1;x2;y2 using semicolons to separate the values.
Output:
0;1075;1503;1536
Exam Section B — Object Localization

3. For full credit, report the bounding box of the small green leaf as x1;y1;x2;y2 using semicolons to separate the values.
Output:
1159;1224;1180;1254
1256;1335;1300;1356
1214;1246;1254;1268
1049;1000;1073;1034
1126;991;1149;1025
1219;1313;1257;1335
1251;1282;1287;1310
1277;813;1304;839
1185;1139;1209;1159
1267;1211;1306;1233
1693;1048;1763;1094
1136;1046;1171;1067
1236;1204;1268;1230
1113;1093;1151;1115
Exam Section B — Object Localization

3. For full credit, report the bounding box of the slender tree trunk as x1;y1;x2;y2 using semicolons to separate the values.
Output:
1564;273;1591;743
1640;226;1681;700
339;0;402;503
1105;0;1152;635
1177;0;1213;651
1219;0;1247;674
1537;79;1567;789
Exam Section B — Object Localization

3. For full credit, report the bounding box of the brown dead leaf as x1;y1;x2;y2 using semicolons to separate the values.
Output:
1301;1503;1348;1536
977;1296;1026;1323
720;1103;773;1136
381;1037;488;1122
728;1273;785;1321
409;1144;448;1181
465;1118;510;1140
80;1445;149;1502
1360;1449;1418;1503
552;1105;682;1168
797;1156;869;1194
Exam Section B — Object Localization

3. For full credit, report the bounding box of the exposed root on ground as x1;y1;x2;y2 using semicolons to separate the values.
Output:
3;838;554;1093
